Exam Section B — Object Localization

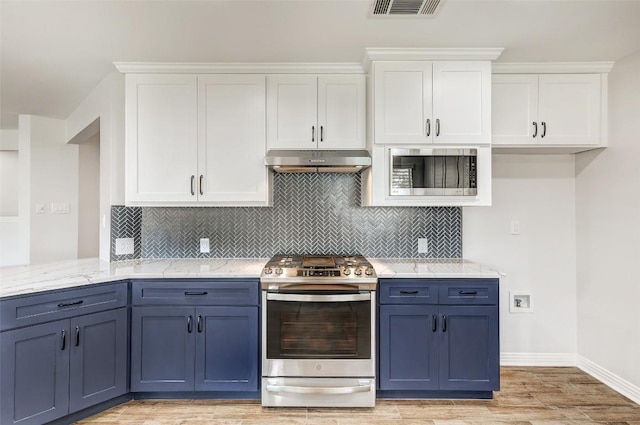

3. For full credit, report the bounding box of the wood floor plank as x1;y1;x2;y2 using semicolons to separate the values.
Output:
74;367;639;425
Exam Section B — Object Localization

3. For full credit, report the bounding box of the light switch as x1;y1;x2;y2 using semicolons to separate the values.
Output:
51;203;70;214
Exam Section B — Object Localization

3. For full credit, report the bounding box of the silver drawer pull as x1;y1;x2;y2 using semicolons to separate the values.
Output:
266;384;371;395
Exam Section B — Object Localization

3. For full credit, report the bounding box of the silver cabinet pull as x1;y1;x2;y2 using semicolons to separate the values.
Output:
426;119;431;137
541;121;547;138
532;122;538;138
320;126;324;142
312;126;315;142
436;119;441;137
199;175;204;195
190;175;195;196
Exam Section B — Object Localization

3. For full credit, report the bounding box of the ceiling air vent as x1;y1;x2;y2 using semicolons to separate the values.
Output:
371;0;444;17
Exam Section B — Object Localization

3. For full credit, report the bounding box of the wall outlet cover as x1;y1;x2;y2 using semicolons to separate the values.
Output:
200;238;210;253
418;238;429;254
115;238;135;256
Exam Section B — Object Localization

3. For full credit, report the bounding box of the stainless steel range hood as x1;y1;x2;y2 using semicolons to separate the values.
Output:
265;150;371;173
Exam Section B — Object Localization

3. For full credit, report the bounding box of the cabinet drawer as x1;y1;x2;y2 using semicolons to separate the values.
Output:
132;279;259;306
0;282;128;331
379;279;438;304
438;279;499;305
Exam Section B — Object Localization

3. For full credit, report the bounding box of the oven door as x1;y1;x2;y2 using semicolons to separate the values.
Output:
262;291;375;378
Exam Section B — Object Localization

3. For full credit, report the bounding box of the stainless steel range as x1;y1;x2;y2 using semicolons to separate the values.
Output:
261;255;377;407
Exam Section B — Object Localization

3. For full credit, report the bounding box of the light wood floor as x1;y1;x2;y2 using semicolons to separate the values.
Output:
76;367;640;425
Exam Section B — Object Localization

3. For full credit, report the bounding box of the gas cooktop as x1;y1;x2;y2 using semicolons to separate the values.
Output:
260;254;377;288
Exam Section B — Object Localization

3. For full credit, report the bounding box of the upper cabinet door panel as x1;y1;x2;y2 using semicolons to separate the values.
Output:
491;74;539;145
317;75;366;150
432;62;491;144
198;75;268;204
267;75;318;149
374;62;433;144
126;74;198;203
538;74;601;145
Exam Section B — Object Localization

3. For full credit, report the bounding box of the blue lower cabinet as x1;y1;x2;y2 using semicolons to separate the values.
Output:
1;320;70;425
131;306;196;392
69;308;128;412
378;278;499;396
0;307;128;425
195;306;259;391
379;305;439;390
438;306;499;391
131;305;259;393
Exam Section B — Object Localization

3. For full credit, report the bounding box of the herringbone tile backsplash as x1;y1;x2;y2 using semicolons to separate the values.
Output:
112;173;462;260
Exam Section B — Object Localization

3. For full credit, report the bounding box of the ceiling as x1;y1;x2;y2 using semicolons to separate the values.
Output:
2;0;640;130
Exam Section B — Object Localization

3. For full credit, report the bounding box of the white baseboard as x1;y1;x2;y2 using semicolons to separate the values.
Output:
500;352;577;366
577;355;640;405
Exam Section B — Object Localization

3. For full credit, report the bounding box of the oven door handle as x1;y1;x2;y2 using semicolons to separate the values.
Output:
265;384;371;395
266;293;371;302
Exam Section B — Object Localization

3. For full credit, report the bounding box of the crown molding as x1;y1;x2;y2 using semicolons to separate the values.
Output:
362;47;505;71
492;62;615;74
113;62;365;74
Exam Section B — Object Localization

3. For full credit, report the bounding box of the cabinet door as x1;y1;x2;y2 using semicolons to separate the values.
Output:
126;74;198;204
130;306;195;391
198;75;269;205
374;62;433;144
432;61;491;144
1;320;70;425
195;306;259;391
267;75;318;149
318;75;365;149
69;308;128;413
438;305;499;391
378;305;439;390
538;74;601;145
492;74;539;145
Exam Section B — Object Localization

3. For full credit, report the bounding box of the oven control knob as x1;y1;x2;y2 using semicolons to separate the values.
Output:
344;268;351;275
264;267;273;274
354;268;363;276
365;268;373;276
275;268;283;275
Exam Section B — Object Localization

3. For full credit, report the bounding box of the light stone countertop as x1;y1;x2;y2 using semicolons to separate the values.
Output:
0;257;502;299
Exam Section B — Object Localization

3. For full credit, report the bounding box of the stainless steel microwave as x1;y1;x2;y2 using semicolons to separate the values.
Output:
389;148;478;196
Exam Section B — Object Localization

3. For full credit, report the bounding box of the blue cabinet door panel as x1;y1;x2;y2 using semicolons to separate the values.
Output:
438;305;499;391
195;306;259;391
131;306;195;391
379;305;439;390
69;308;128;412
0;320;70;425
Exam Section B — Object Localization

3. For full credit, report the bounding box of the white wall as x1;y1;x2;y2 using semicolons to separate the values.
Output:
66;71;125;261
77;132;100;258
0;151;19;216
1;129;22;266
464;154;577;363
576;51;640;395
29;116;79;264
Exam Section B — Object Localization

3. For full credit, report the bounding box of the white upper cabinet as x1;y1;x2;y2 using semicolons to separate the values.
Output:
197;75;269;205
125;73;270;206
538;74;601;145
267;75;365;150
373;62;433;144
126;74;198;204
373;61;491;145
492;71;606;151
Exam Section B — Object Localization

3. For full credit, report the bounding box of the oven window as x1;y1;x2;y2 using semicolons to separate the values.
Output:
267;298;371;359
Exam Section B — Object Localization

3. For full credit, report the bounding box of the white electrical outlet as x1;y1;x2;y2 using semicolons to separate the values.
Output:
51;203;70;214
115;238;134;255
418;238;429;254
200;238;210;253
510;220;521;235
35;203;46;214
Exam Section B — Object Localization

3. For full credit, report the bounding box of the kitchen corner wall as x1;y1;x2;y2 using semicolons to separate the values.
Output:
111;173;462;260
